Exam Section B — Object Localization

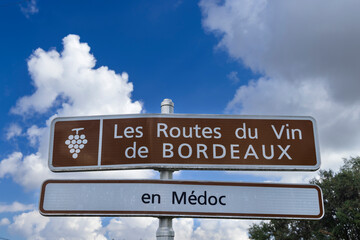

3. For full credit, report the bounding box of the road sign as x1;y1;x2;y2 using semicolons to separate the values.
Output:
49;114;320;172
39;179;324;219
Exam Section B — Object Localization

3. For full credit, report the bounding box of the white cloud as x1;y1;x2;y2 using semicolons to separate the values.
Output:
12;34;142;117
0;152;23;179
0;152;51;191
0;218;10;226
0;202;34;213
103;217;255;240
5;123;22;140
201;0;360;103
9;210;106;240
227;71;240;84
225;77;360;171
0;34;156;239
7;213;255;240
26;125;44;147
8;214;194;240
105;217;158;240
200;0;360;170
104;217;195;240
39;217;106;240
9;210;48;239
0;34;153;191
193;219;255;240
200;0;360;237
173;218;194;239
20;0;39;18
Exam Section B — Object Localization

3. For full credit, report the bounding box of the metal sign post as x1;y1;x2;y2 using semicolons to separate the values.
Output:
41;98;324;239
157;99;175;240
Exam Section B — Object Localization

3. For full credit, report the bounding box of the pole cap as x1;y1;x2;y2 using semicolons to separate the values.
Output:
161;99;174;114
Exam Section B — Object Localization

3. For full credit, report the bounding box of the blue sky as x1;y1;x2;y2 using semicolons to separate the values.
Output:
1;0;360;239
0;0;254;116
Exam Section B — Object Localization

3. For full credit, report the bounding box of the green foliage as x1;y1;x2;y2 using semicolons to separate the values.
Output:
248;157;360;240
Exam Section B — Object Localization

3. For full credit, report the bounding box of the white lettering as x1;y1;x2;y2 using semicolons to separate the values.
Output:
124;127;134;138
202;127;212;139
135;126;143;138
169;127;181;138
178;143;192;159
125;142;148;159
197;144;208;159
138;146;148;158
183;127;192;138
230;144;240;159
156;123;222;139
235;123;246;139
163;143;174;158
278;145;292;160
291;129;302;140
214;127;222;139
194;125;201;138
114;124;123;139
262;145;274;160
157;123;168;137
125;142;137;158
271;125;285;139
244;144;259;159
213;144;226;159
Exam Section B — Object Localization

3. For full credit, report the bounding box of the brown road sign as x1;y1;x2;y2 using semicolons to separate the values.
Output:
39;179;324;220
49;114;320;172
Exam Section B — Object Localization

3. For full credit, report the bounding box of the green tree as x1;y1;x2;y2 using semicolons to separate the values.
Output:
248;157;360;240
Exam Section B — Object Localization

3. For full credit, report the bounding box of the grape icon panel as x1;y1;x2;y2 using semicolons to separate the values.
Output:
64;128;87;159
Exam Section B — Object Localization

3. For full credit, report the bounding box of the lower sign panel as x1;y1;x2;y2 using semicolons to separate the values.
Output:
39;180;324;219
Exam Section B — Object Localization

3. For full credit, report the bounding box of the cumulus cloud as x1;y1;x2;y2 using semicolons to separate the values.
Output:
0;218;10;226
26;125;44;147
173;218;194;239
201;0;360;103
9;210;49;239
0;152;24;180
193;219;254;240
226;77;360;171
8;212;254;240
0;34;159;239
0;152;51;190
104;217;195;240
12;34;142;117
200;0;360;171
0;35;152;191
0;202;34;213
105;217;158;240
9;210;106;240
104;217;255;240
5;123;22;140
199;1;360;237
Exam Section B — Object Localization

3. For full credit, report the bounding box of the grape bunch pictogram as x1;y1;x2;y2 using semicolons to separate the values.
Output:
64;128;87;159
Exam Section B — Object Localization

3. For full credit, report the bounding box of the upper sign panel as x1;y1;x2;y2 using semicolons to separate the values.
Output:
49;114;320;172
